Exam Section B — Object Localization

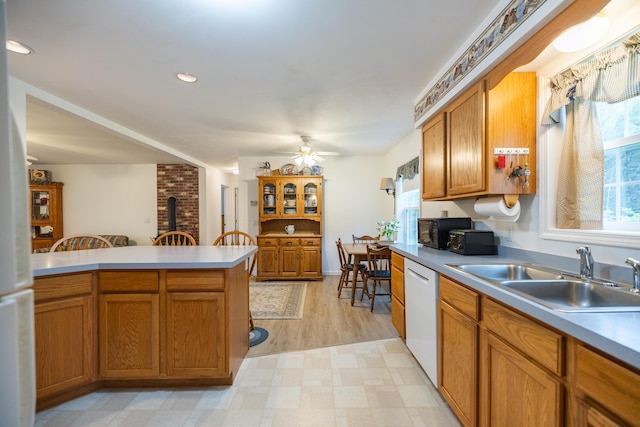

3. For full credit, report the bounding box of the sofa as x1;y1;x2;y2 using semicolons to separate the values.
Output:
33;234;129;253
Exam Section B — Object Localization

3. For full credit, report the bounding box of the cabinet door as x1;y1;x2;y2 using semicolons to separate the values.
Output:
280;239;300;277
480;330;563;427
298;245;322;278
257;245;278;278
390;253;405;339
99;293;160;378
447;81;485;196
258;177;280;218
166;292;226;377
439;300;478;427
35;295;95;400
422;113;446;200
300;177;322;217
281;178;299;218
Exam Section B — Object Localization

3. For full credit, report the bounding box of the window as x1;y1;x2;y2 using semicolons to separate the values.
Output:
598;97;640;231
396;186;420;245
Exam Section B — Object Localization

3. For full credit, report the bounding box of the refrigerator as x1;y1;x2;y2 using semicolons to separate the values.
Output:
0;0;37;425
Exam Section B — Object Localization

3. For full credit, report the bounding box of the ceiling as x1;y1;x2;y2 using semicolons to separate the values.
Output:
8;1;636;171
6;0;504;170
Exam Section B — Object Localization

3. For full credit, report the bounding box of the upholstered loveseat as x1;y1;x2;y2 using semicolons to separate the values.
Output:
33;234;129;253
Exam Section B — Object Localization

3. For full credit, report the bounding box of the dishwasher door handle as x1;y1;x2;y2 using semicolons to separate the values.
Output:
407;268;431;283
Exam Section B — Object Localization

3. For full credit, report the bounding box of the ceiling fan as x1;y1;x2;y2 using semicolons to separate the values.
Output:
289;136;339;166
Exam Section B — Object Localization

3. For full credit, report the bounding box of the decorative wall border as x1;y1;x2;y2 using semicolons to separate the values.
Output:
414;0;546;122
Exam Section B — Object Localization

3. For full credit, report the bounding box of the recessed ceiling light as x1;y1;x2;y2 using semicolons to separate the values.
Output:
176;72;198;83
6;40;34;55
552;12;610;53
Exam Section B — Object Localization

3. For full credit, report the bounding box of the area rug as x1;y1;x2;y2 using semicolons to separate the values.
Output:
249;327;269;347
250;282;307;319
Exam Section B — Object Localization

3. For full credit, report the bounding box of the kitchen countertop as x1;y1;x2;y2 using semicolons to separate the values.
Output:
392;243;640;370
31;245;257;277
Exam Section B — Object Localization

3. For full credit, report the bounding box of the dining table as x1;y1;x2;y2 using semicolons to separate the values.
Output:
342;243;370;306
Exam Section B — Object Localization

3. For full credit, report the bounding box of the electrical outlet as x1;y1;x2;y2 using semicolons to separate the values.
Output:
504;225;514;243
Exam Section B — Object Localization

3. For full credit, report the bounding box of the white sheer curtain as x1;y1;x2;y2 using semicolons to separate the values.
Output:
543;31;640;229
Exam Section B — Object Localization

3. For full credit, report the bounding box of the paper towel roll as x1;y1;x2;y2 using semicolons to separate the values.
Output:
474;196;521;222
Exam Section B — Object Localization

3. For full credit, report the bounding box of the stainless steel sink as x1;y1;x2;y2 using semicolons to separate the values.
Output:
450;263;563;281
500;279;640;312
447;262;640;312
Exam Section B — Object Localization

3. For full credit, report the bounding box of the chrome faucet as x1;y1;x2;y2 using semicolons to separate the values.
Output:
625;258;640;291
576;246;594;279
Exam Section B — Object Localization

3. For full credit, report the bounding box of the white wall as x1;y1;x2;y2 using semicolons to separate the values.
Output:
238;156;389;274
36;164;158;245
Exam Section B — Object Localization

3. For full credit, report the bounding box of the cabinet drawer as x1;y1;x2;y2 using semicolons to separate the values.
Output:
575;344;640;426
391;295;405;339
440;276;480;321
99;271;159;293
483;298;563;375
280;238;299;247
258;237;279;247
34;273;93;302
300;237;321;247
166;270;225;292
391;252;405;270
391;265;405;304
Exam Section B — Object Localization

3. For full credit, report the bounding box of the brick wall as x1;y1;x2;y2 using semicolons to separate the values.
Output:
156;164;199;243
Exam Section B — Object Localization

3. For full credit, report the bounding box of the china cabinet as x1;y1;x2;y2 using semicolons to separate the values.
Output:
30;182;63;251
256;175;323;281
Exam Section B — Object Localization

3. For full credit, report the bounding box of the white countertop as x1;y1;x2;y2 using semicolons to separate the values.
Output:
392;243;640;370
31;245;258;277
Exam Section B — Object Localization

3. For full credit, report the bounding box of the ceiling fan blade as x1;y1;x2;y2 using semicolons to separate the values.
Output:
312;155;326;162
317;151;339;156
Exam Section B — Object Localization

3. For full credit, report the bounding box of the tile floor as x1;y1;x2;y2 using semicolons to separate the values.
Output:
35;338;460;427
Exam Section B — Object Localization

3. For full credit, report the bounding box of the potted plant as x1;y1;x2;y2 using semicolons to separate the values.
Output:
377;220;400;243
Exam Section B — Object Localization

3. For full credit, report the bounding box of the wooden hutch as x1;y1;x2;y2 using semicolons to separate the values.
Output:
256;175;323;281
29;181;63;251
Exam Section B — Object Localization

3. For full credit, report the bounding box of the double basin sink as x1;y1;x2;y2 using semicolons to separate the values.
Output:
447;263;640;312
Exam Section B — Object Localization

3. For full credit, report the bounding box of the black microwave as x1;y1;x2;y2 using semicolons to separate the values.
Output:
417;217;473;249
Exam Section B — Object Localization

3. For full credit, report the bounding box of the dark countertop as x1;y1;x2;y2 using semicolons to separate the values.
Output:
392;243;640;369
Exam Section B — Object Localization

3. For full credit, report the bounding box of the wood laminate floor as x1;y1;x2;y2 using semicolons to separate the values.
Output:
247;275;399;357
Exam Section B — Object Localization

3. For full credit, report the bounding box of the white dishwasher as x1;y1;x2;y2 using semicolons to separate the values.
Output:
404;258;439;387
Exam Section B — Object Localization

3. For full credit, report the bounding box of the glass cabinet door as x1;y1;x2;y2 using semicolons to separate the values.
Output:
260;180;278;217
301;178;321;217
282;181;298;216
32;190;51;221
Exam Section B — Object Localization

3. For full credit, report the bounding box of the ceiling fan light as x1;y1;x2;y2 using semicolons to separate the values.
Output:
294;157;304;166
304;155;315;166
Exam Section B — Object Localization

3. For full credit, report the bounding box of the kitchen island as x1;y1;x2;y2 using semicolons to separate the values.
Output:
392;244;640;426
32;245;256;411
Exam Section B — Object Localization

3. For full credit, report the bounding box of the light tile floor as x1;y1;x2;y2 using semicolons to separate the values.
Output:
35;338;460;427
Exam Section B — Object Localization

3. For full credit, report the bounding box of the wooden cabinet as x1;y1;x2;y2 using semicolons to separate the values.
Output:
30;182;63;251
422;72;536;201
33;272;96;409
570;343;640;426
256;236;322;281
480;298;564;427
438;276;480;427
98;271;160;379
257;175;323;280
390;252;405;339
98;269;240;380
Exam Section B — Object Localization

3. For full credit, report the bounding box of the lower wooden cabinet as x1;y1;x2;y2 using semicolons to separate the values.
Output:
33;273;96;408
390;252;405;339
257;236;322;280
438;276;479;427
480;330;563;427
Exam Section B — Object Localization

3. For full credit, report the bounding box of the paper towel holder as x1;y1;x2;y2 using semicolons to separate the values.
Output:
503;194;519;208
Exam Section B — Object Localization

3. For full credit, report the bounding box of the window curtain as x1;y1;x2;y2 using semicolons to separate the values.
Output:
542;31;640;229
396;157;420;192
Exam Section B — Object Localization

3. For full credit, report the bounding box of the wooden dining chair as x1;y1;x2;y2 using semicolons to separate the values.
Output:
50;234;114;252
362;245;392;312
213;230;257;330
336;238;367;298
153;231;196;246
352;234;380;244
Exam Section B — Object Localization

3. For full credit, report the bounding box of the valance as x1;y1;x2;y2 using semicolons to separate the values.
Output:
542;31;640;124
396;157;420;181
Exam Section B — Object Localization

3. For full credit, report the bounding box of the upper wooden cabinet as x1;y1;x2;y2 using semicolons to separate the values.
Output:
30;182;63;251
258;176;322;220
422;72;536;200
